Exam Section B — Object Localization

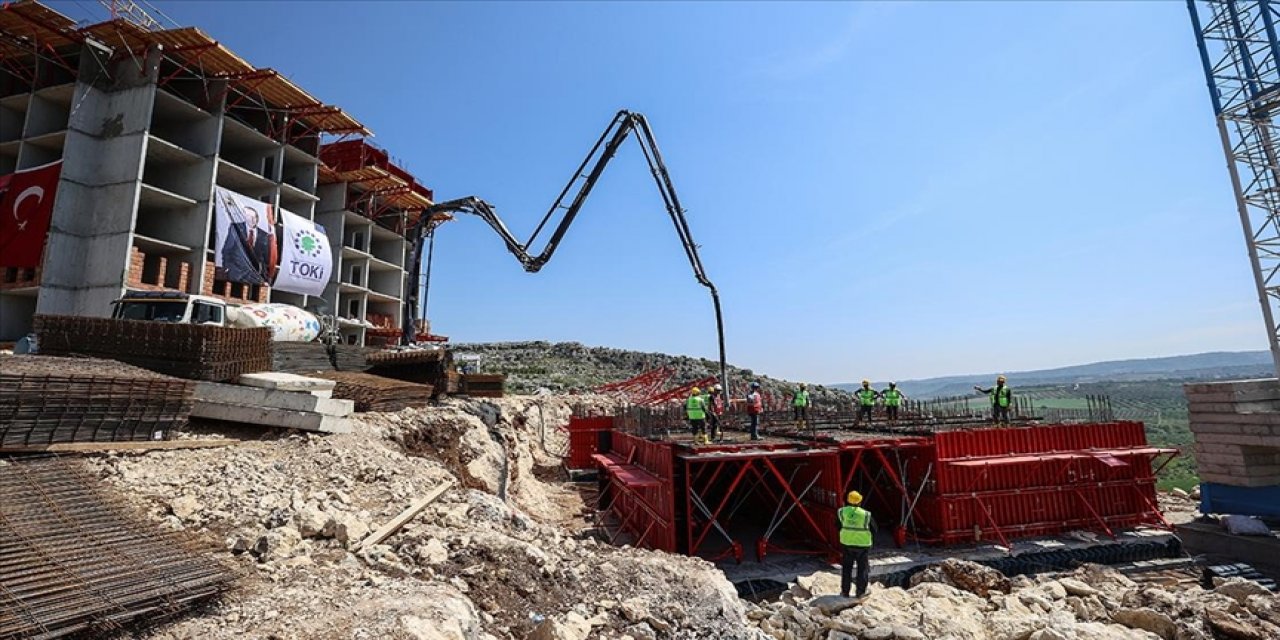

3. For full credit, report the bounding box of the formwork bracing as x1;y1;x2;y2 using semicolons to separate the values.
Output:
0;457;235;639
572;407;1177;562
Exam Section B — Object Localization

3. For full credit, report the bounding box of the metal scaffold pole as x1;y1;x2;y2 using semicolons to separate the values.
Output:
1189;0;1280;377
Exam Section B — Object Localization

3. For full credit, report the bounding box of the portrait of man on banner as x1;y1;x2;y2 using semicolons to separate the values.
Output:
214;187;278;285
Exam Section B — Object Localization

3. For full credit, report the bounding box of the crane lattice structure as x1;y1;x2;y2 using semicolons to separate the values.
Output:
1189;0;1280;376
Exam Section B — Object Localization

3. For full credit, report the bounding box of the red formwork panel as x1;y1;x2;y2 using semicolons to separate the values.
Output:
920;480;1164;545
564;416;614;471
933;422;1148;459
602;432;678;552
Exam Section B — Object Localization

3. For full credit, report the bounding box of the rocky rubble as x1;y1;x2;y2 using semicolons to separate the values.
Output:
86;395;760;640
79;392;1278;640
750;560;1280;640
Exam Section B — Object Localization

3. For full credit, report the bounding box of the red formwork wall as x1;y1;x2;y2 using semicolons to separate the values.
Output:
564;416;614;471
917;422;1170;546
602;432;679;553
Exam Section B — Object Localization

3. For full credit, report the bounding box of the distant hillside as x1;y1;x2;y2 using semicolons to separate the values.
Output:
834;351;1273;398
454;341;851;404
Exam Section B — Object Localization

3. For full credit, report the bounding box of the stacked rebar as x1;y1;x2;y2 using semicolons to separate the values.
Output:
308;371;432;412
272;342;374;373
460;373;505;398
33;315;272;382
0;457;235;639
365;348;455;397
0;355;194;450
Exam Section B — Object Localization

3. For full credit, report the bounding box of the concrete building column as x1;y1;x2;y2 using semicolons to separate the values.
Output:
36;45;159;318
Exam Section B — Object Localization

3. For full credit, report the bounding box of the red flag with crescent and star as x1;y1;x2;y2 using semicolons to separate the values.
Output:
0;161;62;268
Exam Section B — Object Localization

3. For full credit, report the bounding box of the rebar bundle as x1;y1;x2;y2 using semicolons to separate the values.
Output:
0;355;194;450
272;342;373;373
0;457;235;639
459;373;505;398
33;315;272;382
308;371;433;412
365;348;456;397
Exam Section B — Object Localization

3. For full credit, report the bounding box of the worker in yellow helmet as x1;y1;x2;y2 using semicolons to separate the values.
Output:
855;380;879;427
837;490;876;599
974;375;1012;425
686;386;709;444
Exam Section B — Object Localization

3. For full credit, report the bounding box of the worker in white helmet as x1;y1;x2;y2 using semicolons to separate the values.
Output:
706;384;724;442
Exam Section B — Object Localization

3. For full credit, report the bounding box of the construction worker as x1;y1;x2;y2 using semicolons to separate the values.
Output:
881;382;904;424
686;387;709;444
837;490;875;599
855;380;879;426
706;383;723;442
746;381;764;441
974;375;1012;425
792;384;811;425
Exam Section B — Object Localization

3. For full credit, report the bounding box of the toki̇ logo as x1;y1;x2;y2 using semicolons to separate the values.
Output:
293;228;324;259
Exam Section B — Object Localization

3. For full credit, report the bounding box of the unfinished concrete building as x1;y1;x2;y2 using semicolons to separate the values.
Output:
0;1;442;345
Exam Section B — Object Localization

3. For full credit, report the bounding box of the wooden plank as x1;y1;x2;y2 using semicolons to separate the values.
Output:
357;479;454;552
0;439;238;454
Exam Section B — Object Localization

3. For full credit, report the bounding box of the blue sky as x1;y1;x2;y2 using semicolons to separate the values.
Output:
56;1;1267;382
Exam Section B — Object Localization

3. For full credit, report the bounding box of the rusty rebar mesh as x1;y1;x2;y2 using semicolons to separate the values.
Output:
33;315;272;382
271;342;373;373
0;457;235;640
0;356;194;450
364;349;455;396
307;371;432;412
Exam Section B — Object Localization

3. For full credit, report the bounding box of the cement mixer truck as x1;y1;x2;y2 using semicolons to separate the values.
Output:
110;290;327;342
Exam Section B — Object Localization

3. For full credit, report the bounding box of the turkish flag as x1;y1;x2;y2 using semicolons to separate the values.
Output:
0;161;62;268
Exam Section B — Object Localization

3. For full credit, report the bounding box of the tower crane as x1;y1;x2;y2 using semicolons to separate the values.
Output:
401;110;731;404
1188;0;1280;375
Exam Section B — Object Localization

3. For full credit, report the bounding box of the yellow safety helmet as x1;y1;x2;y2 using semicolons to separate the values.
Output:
846;491;863;505
861;379;870;386
691;387;701;395
997;375;1007;383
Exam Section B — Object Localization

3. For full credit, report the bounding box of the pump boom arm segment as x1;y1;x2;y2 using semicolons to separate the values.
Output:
402;110;730;403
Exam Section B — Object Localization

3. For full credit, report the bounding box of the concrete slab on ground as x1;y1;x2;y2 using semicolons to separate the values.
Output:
238;372;335;398
190;401;353;434
195;382;353;417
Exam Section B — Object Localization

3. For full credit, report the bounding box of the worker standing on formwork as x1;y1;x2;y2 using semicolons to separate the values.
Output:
792;384;811;427
974;375;1012;425
855;380;879;427
706;383;724;442
686;387;709;444
837;490;875;599
746;381;764;441
881;382;904;424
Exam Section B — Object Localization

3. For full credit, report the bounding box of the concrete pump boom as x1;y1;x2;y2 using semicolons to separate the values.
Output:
402;110;731;406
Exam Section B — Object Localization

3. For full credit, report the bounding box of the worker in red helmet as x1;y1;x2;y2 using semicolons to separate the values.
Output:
837;490;876;599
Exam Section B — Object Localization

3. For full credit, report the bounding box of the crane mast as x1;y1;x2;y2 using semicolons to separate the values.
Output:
1189;0;1280;376
403;111;731;405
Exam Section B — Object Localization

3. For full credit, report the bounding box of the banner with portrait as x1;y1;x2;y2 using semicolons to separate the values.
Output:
273;207;331;297
213;186;277;285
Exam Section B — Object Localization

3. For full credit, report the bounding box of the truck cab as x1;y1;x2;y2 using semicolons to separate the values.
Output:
111;290;228;326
